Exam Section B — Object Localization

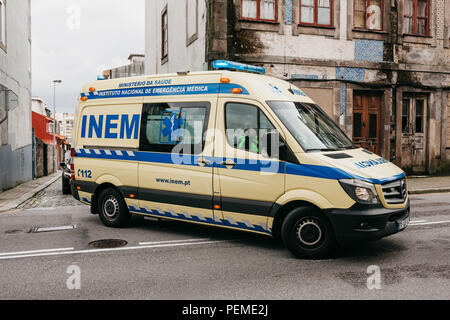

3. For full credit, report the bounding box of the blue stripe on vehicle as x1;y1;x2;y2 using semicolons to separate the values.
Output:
74;148;404;184
80;83;249;100
128;205;272;235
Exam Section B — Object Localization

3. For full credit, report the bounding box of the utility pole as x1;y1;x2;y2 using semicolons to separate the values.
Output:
53;80;62;173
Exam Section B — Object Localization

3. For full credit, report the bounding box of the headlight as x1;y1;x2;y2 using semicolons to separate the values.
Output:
339;179;379;204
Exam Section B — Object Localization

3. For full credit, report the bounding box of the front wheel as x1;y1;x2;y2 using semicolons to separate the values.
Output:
281;207;336;259
97;188;131;228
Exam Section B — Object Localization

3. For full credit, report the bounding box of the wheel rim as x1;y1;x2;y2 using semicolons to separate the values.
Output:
295;217;323;247
103;196;119;220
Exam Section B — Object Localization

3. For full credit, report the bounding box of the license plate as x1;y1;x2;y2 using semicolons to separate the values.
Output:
396;216;410;230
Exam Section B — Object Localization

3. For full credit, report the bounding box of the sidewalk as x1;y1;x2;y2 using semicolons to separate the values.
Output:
0;172;61;213
407;175;450;194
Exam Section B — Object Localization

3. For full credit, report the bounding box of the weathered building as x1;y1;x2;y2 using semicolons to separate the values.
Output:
0;0;32;191
145;0;450;174
103;54;146;79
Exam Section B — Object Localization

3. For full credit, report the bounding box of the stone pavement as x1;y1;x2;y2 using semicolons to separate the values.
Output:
0;172;61;212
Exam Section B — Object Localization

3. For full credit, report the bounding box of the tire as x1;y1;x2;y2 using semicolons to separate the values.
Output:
62;175;71;194
97;188;131;228
281;206;336;259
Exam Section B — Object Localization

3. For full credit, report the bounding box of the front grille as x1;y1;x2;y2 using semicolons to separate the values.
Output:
381;178;407;204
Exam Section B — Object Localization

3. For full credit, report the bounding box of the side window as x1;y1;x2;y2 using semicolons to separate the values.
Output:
140;102;210;154
225;102;275;154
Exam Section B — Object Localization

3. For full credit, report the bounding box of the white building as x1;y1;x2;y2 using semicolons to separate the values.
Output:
55;112;75;146
145;0;207;75
0;0;32;191
32;97;51;116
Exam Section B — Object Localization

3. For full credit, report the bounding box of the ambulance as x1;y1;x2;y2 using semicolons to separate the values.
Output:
70;60;410;258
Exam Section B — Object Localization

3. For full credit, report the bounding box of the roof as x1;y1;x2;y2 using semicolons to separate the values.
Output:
79;71;315;105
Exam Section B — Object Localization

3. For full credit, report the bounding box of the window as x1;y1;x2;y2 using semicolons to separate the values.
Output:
402;98;410;133
415;99;424;133
353;113;362;137
161;6;168;60
225;103;275;154
0;0;6;50
140;102;209;154
186;0;198;46
300;0;333;27
354;0;383;30
403;0;430;35
241;0;277;22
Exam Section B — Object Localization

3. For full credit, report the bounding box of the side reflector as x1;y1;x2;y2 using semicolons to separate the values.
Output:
220;77;230;83
80;96;87;101
89;87;96;92
231;88;242;94
130;194;135;198
214;205;221;210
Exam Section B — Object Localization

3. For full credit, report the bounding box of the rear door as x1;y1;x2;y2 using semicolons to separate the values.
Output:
136;101;216;224
213;98;286;235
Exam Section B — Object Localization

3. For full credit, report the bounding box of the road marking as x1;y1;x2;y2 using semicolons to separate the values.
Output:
409;220;450;226
410;220;427;223
139;238;213;246
0;240;229;261
0;247;75;257
33;225;76;233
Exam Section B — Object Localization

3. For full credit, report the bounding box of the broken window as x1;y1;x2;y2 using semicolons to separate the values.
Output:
300;0;332;27
354;0;383;30
403;0;429;35
241;0;277;22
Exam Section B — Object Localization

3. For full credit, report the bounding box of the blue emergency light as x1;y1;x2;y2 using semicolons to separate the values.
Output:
212;60;265;75
97;76;106;80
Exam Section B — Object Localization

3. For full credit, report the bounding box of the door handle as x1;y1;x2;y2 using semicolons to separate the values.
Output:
195;157;211;167
221;159;236;169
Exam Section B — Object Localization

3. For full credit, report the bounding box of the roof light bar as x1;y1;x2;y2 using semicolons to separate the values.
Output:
212;60;265;75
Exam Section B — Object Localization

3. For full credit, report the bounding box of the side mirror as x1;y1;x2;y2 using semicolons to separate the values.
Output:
60;162;67;168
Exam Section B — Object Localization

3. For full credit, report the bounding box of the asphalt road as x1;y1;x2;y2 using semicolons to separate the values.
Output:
0;181;449;300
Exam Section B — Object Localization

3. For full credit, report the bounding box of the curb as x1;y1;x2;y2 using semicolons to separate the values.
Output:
409;188;450;195
0;174;61;213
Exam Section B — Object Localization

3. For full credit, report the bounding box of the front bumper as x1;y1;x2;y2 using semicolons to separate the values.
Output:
325;199;410;243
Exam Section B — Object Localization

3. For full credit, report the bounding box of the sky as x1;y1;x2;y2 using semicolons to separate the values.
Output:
32;0;145;113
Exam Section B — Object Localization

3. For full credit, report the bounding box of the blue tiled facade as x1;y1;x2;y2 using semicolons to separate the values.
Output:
336;67;366;82
285;0;293;25
339;82;346;117
354;39;384;62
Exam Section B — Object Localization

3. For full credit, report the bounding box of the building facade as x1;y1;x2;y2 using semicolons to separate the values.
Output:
0;0;32;191
103;54;146;79
145;0;450;174
55;112;75;146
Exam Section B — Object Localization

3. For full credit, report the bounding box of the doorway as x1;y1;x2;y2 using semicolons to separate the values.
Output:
352;91;382;155
401;94;427;172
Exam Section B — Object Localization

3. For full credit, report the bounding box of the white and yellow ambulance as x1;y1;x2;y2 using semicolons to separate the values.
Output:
70;60;410;258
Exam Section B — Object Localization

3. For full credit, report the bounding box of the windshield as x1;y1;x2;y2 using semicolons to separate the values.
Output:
267;101;355;152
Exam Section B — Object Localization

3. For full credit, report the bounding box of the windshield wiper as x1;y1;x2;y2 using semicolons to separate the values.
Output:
306;148;346;152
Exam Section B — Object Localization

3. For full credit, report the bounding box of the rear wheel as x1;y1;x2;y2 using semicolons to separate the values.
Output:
98;188;131;228
281;207;335;259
